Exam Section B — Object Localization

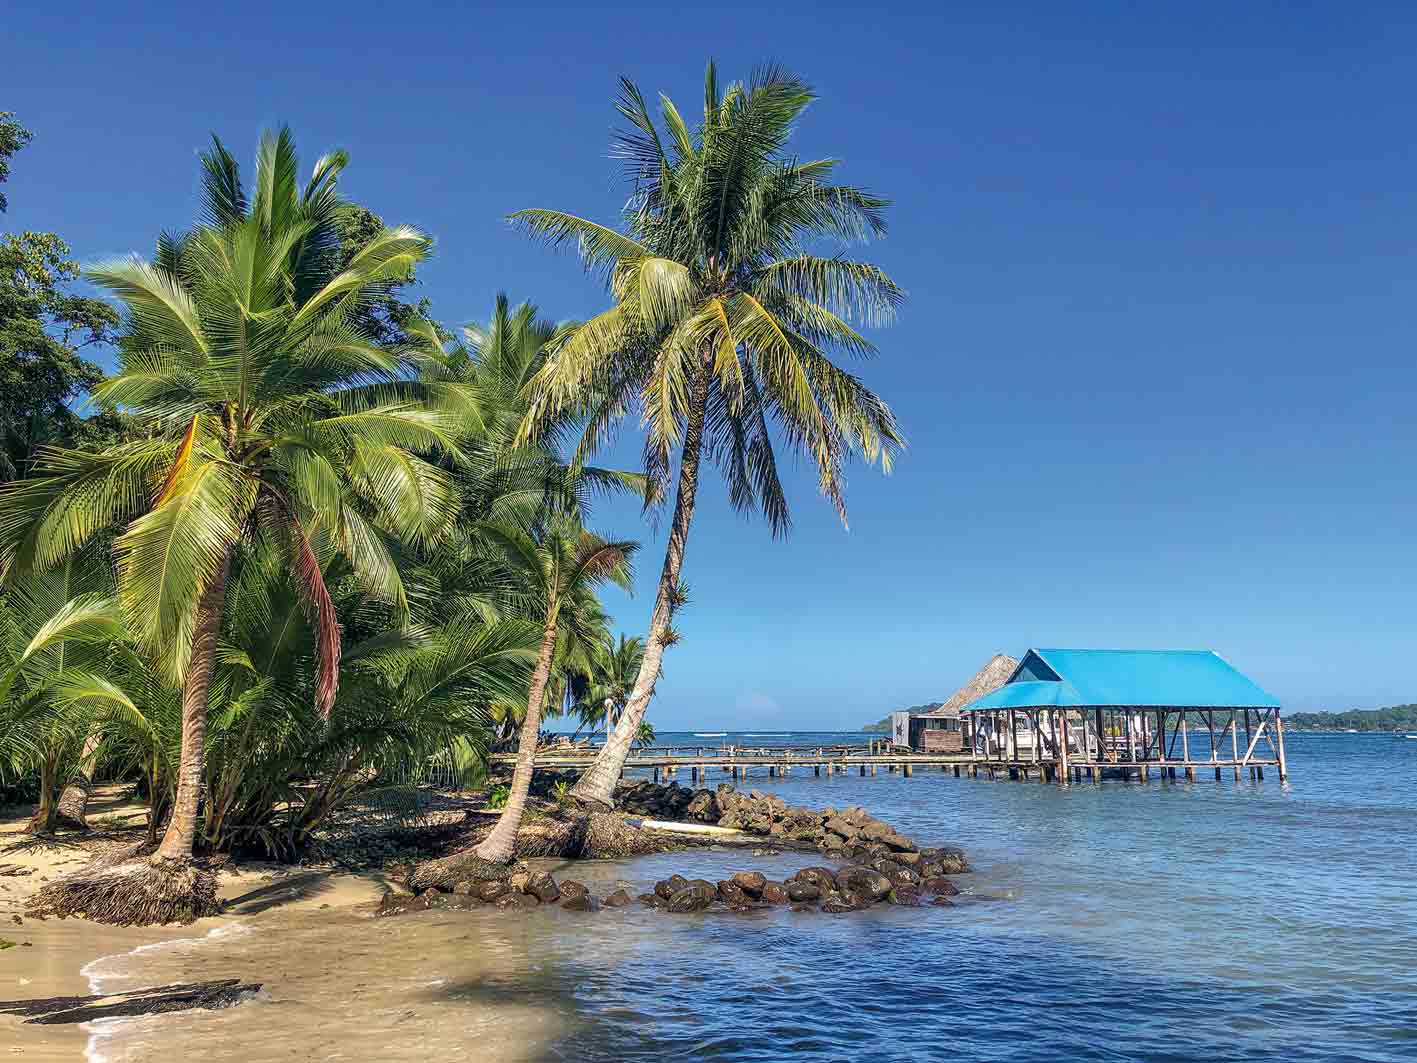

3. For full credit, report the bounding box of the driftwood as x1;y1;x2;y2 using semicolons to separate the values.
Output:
0;979;262;1024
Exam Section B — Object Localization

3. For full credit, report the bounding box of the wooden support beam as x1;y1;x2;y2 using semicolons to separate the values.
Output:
1274;710;1289;781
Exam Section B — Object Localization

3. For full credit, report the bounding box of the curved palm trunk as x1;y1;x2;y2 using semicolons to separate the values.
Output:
474;616;559;863
571;353;712;809
153;554;231;863
55;728;103;831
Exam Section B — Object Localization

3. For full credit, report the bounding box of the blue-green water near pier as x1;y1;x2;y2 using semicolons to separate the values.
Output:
92;731;1417;1061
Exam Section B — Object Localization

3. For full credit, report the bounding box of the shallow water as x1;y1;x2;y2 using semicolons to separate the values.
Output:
90;732;1417;1061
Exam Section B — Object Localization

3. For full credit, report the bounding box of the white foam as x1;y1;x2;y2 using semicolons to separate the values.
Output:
79;922;254;1062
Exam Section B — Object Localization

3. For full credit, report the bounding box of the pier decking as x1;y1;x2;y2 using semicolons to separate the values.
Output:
496;732;1285;785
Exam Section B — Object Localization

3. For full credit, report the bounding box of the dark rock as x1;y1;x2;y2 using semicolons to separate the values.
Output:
561;894;598;912
789;903;817;913
526;871;560;904
475;880;510;903
654;875;689;900
879;831;916;853
667;883;716;913
930;896;955;907
820;892;858;914
791;867;837;894
760;882;790;905
558;879;590;901
730;871;767;898
888;886;923;907
451;880;477;895
603;889;632;908
824;816;857;839
919;846;970;874
638;892;665;908
717;881;750;906
893;851;922;866
786;881;820;903
835;866;892;901
375;889;425;918
495;891;539;911
921;876;960;897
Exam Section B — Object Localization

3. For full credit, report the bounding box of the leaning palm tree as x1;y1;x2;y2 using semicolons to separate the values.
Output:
5;129;466;925
513;63;905;807
412;518;633;887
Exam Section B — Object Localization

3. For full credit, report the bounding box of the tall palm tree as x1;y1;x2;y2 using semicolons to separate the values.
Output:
459;518;633;866
513;64;905;807
568;633;646;740
4;129;465;925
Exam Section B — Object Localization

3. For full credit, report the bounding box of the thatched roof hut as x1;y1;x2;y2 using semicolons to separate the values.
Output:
892;654;1019;751
925;653;1020;718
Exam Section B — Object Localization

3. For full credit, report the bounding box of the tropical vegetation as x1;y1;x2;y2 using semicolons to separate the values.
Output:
0;61;904;924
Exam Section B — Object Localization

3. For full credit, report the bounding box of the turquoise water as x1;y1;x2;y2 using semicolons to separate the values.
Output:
565;730;1417;1061
97;730;1417;1062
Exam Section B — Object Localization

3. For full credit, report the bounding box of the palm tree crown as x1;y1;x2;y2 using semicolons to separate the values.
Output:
515;62;905;530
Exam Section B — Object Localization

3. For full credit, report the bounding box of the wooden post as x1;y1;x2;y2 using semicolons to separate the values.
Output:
871;763;878;776
1057;710;1070;785
814;764;821;777
903;763;913;778
1230;711;1240;780
860;764;866;776
1009;708;1018;760
1274;709;1289;781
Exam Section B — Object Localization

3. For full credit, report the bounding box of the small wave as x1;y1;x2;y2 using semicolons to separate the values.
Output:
80;922;255;1063
694;732;727;737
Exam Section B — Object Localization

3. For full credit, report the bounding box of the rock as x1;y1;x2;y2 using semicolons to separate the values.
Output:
880;831;915;853
666;883;716;913
509;869;533;894
787;881;820;903
824;816;857;839
790;903;817;913
930;896;955;907
475;880;510;902
686;791;720;821
919;846;970;874
562;894;598;912
638;892;665;908
730;871;767;898
439;893;482;911
558;880;590;901
717;881;751;906
603;889;633;908
888;886;923;907
760;882;790;904
821;834;845;852
876;862;920;888
526;871;560;904
821;892;858;914
861;821;891;841
835;866;892;901
791;867;837;894
921;876;960;897
654;875;689;900
452;880;477;895
893;851;922;865
495;891;539;911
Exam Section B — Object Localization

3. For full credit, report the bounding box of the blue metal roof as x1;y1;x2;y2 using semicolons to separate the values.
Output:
962;649;1280;711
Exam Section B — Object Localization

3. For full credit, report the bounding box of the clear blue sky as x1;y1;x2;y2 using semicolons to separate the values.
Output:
6;1;1415;725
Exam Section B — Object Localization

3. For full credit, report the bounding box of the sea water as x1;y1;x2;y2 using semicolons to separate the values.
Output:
88;731;1417;1061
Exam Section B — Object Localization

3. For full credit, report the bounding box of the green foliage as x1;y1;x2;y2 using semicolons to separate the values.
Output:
0;112;32;214
1285;705;1417;732
863;702;942;731
0;123;122;477
513;61;905;533
487;783;510;810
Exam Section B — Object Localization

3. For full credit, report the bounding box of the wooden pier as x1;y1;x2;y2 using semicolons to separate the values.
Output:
497;721;1287;785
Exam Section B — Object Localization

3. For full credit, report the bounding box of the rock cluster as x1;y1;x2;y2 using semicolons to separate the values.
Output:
616;782;967;868
376;867;613;917
641;853;964;915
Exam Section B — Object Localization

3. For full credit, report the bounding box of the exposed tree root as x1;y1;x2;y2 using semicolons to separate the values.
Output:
408;850;514;893
25;853;219;926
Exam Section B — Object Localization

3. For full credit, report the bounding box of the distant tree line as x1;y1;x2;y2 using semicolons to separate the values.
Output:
1285;705;1417;732
863;702;943;732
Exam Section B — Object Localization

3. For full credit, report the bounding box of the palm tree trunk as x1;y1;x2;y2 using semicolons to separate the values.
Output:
153;554;231;863
55;728;103;831
571;351;712;809
474;615;559;863
26;755;58;834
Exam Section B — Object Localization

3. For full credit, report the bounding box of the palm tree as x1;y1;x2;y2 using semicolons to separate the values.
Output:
418;518;633;882
4;129;465;925
513;63;905;807
567;633;646;740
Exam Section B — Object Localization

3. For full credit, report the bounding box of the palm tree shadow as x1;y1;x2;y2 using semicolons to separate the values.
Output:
222;871;337;915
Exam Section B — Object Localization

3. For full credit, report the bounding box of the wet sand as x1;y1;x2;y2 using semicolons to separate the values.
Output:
1;797;629;1063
